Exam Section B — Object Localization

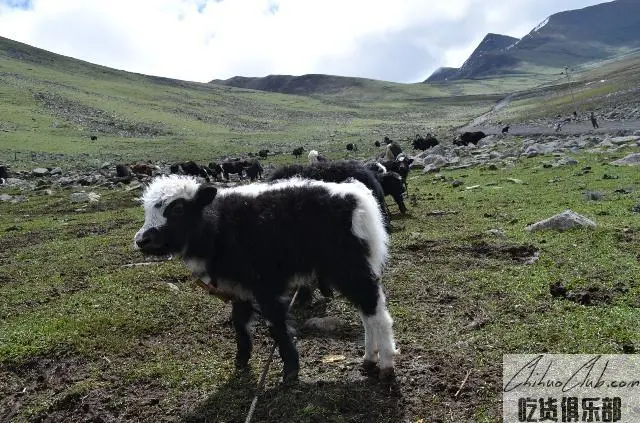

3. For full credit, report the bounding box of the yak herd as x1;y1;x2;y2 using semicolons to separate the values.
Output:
126;129;490;383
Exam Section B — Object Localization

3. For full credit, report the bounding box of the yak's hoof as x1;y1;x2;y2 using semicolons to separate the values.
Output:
362;360;379;377
235;357;250;370
282;369;299;383
379;367;395;381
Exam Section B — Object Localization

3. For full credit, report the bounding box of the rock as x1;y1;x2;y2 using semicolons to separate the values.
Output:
303;316;342;332
583;191;604;201
465;185;481;190
632;203;640;214
32;168;50;177
70;191;100;204
609;136;640;145
611;153;640;166
486;228;506;238
557;156;578;166
423;164;440;173
526;210;597;232
0;194;12;201
49;167;63;175
57;176;77;186
451;180;464;187
506;178;524;184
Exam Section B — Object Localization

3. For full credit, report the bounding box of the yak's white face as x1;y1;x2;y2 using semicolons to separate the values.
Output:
134;175;201;252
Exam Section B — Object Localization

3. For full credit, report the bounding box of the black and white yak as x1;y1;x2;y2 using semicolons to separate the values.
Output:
381;154;413;194
365;163;407;214
134;175;398;381
307;150;328;165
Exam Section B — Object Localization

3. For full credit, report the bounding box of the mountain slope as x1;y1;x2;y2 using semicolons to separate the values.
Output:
428;0;640;81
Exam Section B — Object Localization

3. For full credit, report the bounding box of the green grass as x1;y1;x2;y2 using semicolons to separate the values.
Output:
2;35;640;422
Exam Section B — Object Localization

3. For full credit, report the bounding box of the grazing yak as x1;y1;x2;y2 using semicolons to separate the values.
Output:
244;159;263;182
170;161;213;181
210;160;248;181
0;165;8;181
131;163;156;176
258;149;270;158
90;135;98;141
412;134;439;151
501;125;510;134
382;154;413;193
346;143;358;152
268;160;391;232
454;131;486;147
365;163;407;214
308;150;328;165
292;147;304;159
374;140;381;147
134;174;398;381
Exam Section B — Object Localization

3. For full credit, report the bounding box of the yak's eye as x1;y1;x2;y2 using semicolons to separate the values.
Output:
168;202;185;217
154;202;163;209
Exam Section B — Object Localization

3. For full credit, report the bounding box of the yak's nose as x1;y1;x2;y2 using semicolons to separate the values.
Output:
136;234;152;249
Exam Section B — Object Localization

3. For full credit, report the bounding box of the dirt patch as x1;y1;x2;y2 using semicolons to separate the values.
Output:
184;345;500;423
459;242;540;264
402;239;540;267
549;281;629;306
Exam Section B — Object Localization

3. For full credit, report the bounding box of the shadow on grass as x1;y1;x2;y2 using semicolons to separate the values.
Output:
183;369;404;423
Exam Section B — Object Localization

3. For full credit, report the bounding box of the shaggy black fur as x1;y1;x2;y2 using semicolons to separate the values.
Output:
455;131;486;146
412;135;439;151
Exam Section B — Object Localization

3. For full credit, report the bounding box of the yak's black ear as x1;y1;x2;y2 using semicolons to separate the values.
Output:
194;185;217;209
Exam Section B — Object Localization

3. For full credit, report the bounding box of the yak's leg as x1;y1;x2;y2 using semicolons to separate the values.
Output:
231;300;254;369
337;273;397;380
255;294;299;382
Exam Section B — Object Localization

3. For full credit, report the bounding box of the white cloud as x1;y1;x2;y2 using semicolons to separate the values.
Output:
0;0;611;83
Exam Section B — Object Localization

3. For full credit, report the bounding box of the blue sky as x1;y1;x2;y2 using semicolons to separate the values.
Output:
0;0;613;83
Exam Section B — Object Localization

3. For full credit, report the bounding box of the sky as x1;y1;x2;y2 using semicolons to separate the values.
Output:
0;0;612;83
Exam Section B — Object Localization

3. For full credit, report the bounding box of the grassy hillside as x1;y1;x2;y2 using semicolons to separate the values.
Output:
1;36;510;170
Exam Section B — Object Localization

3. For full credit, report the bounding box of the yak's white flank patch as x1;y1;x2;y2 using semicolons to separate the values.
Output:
134;175;201;247
364;286;397;370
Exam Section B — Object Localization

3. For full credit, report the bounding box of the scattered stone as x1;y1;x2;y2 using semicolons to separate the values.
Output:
423;164;440;173
603;174;619;180
486;228;506;238
303;316;342;332
32;168;49;176
632;203;640;214
609;136;640;145
526;210;597;232
557;156;579;166
451;180;464;188
505;178;524;184
166;282;180;292
465;185;481;190
583;191;604;201
70;191;100;204
50;167;63;175
463;318;488;331
0;194;12;202
612;153;640;166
